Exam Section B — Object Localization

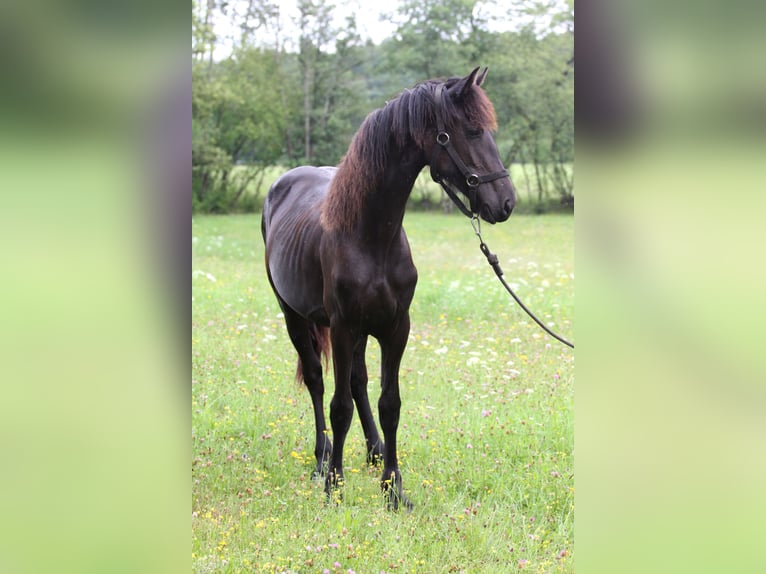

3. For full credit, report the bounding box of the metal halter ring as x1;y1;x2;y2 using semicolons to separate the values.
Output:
436;132;450;145
466;174;480;188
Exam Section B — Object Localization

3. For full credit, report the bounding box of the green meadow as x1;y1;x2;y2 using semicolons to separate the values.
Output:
192;212;574;573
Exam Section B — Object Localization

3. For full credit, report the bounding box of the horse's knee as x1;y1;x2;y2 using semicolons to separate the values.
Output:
302;361;324;390
329;394;354;429
378;393;401;431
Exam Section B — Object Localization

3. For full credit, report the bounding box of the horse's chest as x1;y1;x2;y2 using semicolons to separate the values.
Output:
330;262;417;330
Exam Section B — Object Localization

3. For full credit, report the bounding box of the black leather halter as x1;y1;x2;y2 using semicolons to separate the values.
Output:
429;83;510;217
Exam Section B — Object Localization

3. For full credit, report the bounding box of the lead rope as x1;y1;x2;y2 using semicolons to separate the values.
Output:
470;215;575;349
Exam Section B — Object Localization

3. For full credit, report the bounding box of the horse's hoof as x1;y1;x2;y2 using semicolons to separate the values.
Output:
366;440;384;467
366;451;384;467
384;489;413;512
324;474;345;506
381;471;412;512
312;457;332;480
325;488;345;506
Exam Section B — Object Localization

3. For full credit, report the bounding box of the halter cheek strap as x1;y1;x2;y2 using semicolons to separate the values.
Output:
429;83;510;217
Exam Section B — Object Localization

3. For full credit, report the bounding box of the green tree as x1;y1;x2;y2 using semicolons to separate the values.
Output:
286;2;369;166
192;48;287;212
192;0;215;62
309;18;369;164
190;0;574;213
484;3;573;209
296;0;335;163
383;0;487;79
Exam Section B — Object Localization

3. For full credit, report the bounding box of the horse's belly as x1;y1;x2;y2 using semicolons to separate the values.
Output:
267;239;326;321
265;216;327;322
270;269;326;322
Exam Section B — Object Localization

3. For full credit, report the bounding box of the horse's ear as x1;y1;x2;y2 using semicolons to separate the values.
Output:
453;67;481;100
476;67;489;87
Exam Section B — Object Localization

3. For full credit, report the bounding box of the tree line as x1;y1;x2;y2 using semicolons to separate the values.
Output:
192;0;573;213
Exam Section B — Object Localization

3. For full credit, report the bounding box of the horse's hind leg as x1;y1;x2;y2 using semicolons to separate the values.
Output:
280;305;332;478
350;337;384;465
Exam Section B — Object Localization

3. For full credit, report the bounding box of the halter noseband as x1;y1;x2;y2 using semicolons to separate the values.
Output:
429;83;510;217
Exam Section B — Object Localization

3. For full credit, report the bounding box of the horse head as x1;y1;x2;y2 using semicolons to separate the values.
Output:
428;67;516;224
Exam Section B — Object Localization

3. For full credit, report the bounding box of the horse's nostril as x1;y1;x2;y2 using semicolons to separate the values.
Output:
504;199;514;216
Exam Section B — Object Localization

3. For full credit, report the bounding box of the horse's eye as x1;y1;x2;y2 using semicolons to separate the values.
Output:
466;128;483;139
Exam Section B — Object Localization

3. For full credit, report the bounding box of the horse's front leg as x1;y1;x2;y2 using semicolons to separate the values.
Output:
325;325;356;503
378;314;413;511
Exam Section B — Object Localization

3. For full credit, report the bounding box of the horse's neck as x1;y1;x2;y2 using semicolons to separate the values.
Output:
358;150;424;245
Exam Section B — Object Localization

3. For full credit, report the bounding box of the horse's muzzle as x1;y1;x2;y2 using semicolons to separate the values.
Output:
502;198;514;219
481;197;513;224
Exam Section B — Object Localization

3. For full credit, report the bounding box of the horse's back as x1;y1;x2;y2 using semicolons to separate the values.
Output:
262;166;336;323
263;166;335;230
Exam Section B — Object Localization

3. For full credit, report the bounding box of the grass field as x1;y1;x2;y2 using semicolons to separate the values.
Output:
192;212;574;573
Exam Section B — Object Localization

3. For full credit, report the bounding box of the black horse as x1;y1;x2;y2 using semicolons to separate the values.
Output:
261;68;515;509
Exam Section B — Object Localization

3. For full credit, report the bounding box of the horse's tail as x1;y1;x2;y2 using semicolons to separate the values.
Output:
295;323;331;384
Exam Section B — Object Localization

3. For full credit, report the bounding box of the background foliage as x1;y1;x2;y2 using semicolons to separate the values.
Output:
192;0;574;213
